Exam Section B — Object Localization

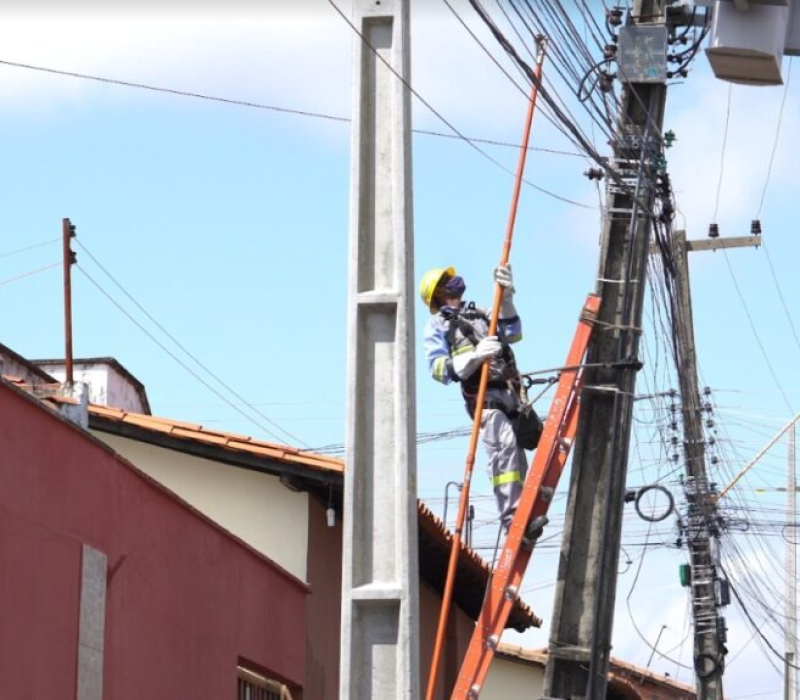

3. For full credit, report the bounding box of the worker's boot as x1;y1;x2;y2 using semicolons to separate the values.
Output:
522;515;548;550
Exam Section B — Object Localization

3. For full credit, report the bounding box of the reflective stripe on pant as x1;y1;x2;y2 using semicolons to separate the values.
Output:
481;408;528;530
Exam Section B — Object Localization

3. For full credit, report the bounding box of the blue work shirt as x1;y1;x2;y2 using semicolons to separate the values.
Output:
423;301;522;386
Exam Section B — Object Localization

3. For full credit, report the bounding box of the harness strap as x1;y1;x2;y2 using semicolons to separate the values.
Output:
465;396;519;420
440;302;522;407
483;400;519;417
442;302;512;353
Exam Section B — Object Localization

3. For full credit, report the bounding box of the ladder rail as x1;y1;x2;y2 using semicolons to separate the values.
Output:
459;394;582;697
450;295;600;700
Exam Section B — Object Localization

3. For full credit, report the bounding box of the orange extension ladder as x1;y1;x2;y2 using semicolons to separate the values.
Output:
449;293;600;700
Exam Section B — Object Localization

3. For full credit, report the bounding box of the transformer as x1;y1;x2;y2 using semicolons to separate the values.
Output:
703;0;800;85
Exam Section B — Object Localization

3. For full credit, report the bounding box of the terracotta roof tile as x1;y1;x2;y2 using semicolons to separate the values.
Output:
89;404;127;419
171;428;232;446
39;393;79;406
208;429;254;444
121;413;176;434
417;500;540;630
130;413;203;431
87;404;343;474
1;374;26;385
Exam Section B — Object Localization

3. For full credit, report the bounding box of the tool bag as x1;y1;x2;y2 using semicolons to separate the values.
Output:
514;403;543;450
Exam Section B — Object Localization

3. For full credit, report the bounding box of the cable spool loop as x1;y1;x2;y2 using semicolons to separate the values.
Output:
634;484;674;522
694;652;721;679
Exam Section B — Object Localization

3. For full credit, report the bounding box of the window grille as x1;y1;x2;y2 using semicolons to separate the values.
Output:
237;666;293;700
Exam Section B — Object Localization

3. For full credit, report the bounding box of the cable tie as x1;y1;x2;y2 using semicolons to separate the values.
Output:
593;320;643;334
582;385;636;397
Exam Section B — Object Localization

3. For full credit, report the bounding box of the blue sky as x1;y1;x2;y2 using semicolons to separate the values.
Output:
1;2;799;697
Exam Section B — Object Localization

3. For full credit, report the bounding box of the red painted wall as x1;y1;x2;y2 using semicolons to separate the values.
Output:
304;494;477;700
305;498;343;699
0;382;306;699
419;580;474;700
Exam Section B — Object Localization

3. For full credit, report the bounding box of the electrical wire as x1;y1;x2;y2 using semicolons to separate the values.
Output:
721;250;796;415
457;0;676;227
455;0;616;151
712;84;732;224
0;236;59;259
721;563;800;671
756;57;793;219
414;127;583;155
326;0;595;209
0;58;583;158
0;261;61;287
0;58;350;123
74;263;311;448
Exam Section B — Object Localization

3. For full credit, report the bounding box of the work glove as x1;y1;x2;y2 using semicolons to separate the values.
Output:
452;336;502;380
494;264;517;318
493;264;515;294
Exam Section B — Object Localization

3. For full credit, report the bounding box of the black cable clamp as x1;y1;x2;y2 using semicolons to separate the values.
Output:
611;357;643;372
521;374;558;390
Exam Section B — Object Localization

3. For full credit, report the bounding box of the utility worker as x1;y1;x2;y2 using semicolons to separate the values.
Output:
421;265;544;540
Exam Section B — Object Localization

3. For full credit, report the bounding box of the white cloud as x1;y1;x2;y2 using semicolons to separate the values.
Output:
0;1;558;138
667;65;799;237
0;13;354;117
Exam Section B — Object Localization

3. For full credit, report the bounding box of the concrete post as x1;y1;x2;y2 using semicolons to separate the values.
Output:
543;2;667;697
339;1;420;699
672;229;725;699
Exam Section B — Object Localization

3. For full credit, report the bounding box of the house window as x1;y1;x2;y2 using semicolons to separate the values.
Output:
237;666;293;700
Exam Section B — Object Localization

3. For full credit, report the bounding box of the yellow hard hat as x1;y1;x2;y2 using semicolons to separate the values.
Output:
419;267;455;313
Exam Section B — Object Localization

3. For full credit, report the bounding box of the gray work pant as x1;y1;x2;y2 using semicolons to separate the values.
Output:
481;408;529;531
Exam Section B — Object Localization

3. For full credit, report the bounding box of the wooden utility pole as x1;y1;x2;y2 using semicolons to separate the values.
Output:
543;2;669;698
62;218;76;386
670;229;757;699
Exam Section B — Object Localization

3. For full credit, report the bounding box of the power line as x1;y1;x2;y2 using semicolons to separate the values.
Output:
458;0;678;224
0;261;61;287
721;250;796;415
441;0;532;99
757;57;793;218
760;238;800;361
75;241;310;447
0;236;59;259
749;59;800;360
0;59;584;157
0;58;350;123
712;84;732;223
414;128;581;155
74;261;311;448
325;0;595;209
721;563;800;671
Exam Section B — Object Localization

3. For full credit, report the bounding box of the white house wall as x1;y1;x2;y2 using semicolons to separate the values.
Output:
92;432;309;580
481;657;545;700
44;364;148;414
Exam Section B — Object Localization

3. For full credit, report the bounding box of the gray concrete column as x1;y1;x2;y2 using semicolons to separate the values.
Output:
77;545;107;700
339;1;420;699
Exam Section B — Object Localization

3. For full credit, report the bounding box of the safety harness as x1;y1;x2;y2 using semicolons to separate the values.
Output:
440;302;521;417
440;302;542;449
